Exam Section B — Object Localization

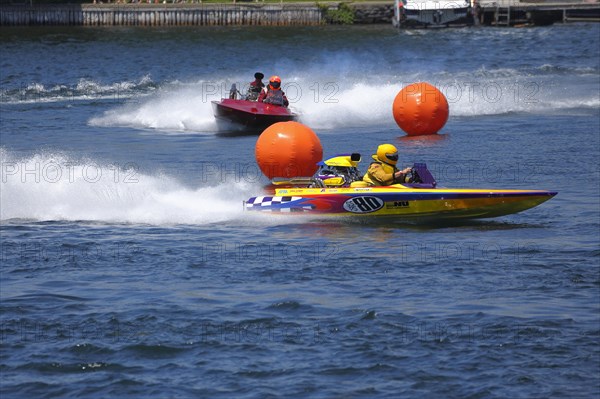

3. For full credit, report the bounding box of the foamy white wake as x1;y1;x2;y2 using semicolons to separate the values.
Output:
0;149;261;225
87;68;600;133
89;83;220;133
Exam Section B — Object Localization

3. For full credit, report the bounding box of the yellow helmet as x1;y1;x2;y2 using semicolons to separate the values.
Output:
374;144;399;166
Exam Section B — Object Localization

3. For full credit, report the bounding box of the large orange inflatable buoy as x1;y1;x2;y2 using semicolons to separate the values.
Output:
255;121;323;179
392;82;449;136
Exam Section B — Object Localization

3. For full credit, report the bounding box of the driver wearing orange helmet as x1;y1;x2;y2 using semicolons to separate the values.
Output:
363;144;412;186
258;75;289;107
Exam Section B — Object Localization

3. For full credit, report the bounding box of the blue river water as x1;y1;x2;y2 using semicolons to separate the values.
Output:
1;24;599;398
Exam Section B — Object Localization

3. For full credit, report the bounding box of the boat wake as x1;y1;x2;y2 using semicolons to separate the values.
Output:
85;69;599;133
0;149;264;225
2;62;596;134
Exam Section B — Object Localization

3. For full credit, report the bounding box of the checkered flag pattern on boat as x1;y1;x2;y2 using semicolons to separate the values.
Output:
245;196;313;212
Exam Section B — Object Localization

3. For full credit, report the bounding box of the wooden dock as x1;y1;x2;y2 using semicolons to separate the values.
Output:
477;0;600;26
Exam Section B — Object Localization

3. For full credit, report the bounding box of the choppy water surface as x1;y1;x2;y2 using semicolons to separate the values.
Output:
1;25;599;398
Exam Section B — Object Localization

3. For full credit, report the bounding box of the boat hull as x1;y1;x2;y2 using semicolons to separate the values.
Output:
245;186;557;220
212;98;297;129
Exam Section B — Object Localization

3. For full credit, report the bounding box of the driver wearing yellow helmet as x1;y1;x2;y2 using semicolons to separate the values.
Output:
363;144;412;186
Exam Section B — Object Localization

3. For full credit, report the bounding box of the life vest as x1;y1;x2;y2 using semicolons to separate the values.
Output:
246;81;264;101
363;160;397;186
262;87;284;106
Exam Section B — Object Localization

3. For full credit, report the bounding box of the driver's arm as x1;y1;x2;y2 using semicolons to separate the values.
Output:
257;90;266;103
394;167;412;183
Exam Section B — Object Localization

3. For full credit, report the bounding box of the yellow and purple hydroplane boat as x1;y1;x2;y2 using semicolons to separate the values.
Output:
244;154;557;221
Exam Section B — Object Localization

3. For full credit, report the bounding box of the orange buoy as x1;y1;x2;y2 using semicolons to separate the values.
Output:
255;121;323;179
392;82;449;136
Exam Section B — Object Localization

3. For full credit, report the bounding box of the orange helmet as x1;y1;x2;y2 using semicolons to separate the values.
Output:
269;75;281;90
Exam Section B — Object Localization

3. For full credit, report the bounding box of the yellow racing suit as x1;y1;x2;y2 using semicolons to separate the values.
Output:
363;161;399;186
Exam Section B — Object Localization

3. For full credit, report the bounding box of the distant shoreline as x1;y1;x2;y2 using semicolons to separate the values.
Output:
1;1;598;26
1;2;391;26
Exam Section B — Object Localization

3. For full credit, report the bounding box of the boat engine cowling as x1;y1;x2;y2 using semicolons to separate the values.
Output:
316;153;363;187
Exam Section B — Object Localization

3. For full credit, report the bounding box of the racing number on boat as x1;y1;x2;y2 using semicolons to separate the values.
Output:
343;196;384;213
